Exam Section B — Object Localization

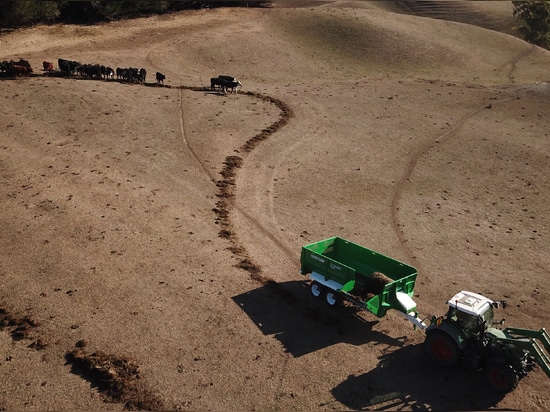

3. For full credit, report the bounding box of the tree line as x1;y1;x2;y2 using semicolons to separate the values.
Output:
0;0;271;27
513;1;550;49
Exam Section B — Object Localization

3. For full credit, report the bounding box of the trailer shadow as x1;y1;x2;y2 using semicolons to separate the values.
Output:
331;343;506;411
232;280;408;357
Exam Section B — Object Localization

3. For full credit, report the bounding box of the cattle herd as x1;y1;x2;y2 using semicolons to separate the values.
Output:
1;57;166;86
1;58;243;94
0;59;33;77
57;58;153;84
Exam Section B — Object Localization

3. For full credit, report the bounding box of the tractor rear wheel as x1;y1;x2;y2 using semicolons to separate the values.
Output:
485;363;519;393
425;330;461;367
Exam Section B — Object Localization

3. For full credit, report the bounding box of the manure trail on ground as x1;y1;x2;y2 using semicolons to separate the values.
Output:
66;340;164;411
211;90;295;285
150;80;297;285
0;304;46;350
144;44;299;283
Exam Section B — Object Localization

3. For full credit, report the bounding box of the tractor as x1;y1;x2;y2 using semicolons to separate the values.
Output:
425;290;550;393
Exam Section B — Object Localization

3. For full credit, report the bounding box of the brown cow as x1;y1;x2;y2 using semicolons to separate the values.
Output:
10;64;33;76
43;61;54;74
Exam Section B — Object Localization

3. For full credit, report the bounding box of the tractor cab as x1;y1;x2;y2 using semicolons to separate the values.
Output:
446;291;495;338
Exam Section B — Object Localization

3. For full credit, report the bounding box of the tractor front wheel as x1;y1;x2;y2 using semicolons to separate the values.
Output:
485;363;519;393
425;330;461;367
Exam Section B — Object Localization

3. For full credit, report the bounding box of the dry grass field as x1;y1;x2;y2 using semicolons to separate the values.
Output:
1;1;549;410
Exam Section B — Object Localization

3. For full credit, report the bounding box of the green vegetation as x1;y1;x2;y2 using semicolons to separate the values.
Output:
0;0;271;28
513;1;550;48
0;1;62;27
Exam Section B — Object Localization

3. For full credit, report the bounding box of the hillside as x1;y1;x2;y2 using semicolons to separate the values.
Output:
1;2;549;410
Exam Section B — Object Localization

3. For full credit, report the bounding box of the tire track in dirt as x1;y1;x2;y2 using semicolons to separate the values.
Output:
172;85;298;403
178;87;217;183
498;44;536;83
147;47;219;182
391;43;538;268
390;92;519;269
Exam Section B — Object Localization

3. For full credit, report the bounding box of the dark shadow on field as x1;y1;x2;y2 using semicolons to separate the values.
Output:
232;280;407;357
331;343;506;411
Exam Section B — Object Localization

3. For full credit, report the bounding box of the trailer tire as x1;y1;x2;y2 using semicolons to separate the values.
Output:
485;363;519;393
325;290;339;307
310;282;322;298
425;330;461;367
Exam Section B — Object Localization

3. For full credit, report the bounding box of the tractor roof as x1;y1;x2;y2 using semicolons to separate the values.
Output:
447;290;494;316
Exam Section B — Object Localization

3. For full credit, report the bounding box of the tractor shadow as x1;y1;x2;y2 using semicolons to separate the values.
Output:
234;281;508;410
232;280;407;358
331;343;506;411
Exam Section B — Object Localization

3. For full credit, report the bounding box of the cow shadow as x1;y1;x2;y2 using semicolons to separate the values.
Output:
331;343;506;411
232;280;407;358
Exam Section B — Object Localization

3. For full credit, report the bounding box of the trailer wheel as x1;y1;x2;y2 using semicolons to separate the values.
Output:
310;282;322;298
485;363;519;393
325;290;339;306
425;330;460;367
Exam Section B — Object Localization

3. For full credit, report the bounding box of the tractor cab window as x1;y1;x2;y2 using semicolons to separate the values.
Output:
479;305;494;328
447;307;486;335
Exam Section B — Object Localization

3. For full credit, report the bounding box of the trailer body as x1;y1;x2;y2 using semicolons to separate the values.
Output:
300;236;419;318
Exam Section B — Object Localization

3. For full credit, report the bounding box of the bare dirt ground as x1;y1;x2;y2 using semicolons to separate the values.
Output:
1;1;549;410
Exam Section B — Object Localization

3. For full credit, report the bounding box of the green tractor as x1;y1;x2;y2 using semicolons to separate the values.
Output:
425;290;550;393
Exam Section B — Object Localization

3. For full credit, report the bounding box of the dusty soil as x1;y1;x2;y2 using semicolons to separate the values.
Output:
1;1;549;410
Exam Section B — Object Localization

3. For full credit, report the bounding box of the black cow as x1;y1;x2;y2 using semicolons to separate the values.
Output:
0;61;9;74
11;59;31;68
105;67;114;79
58;58;71;76
156;72;166;84
210;77;242;94
218;75;236;82
138;68;147;84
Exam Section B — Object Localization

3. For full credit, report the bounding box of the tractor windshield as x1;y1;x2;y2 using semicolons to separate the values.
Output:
480;305;494;327
448;304;494;336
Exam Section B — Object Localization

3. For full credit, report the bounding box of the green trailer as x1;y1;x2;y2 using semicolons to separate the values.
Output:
300;236;425;327
300;237;550;393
